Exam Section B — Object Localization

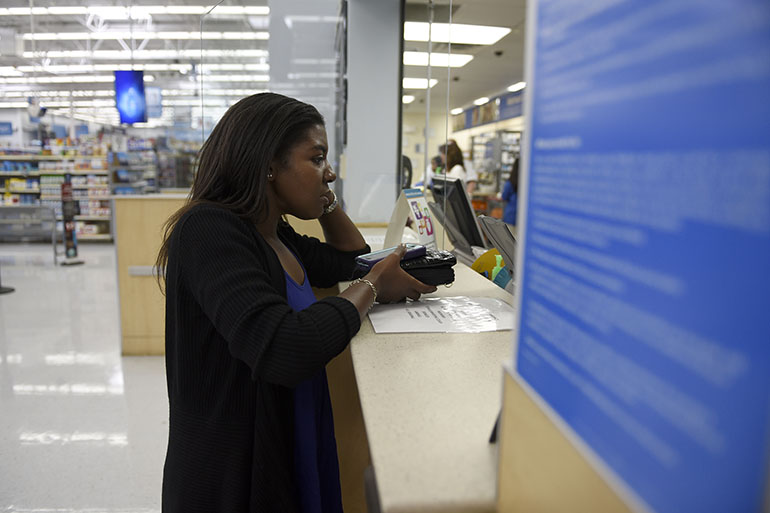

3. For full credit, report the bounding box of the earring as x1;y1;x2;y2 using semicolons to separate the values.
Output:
267;172;273;180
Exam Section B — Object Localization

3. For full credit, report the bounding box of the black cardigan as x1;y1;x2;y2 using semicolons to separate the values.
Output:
161;204;369;512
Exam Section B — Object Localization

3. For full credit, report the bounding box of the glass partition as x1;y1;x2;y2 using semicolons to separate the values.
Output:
401;0;525;232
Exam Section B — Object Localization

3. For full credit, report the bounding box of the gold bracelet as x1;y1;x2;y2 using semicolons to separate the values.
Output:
349;278;377;305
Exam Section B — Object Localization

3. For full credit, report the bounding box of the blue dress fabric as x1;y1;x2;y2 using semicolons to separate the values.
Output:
501;181;518;226
284;265;344;513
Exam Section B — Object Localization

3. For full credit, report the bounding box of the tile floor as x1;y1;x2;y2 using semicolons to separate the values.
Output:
0;243;167;513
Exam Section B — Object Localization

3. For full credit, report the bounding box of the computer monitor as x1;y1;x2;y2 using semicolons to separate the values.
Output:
429;176;486;251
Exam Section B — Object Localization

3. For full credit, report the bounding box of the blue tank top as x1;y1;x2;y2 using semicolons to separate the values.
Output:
284;265;344;513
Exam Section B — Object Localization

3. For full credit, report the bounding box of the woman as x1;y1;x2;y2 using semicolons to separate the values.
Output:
156;93;436;512
439;141;478;194
501;158;519;225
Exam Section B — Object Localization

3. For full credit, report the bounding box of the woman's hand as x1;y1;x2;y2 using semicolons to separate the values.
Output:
366;245;438;303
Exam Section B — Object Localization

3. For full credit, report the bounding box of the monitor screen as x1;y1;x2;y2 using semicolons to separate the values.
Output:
114;70;147;124
430;176;486;250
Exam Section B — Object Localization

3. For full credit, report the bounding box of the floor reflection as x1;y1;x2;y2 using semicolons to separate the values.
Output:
0;244;167;511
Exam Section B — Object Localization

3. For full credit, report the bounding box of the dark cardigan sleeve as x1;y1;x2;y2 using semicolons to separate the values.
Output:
174;207;362;388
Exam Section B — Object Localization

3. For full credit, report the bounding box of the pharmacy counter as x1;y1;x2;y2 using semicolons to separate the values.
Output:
350;264;513;512
113;194;187;355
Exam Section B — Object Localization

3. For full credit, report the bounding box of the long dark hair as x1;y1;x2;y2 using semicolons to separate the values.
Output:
439;142;464;171
156;92;324;292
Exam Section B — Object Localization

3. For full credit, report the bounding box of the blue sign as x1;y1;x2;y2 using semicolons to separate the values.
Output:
114;70;147;124
499;91;523;120
145;86;163;118
515;2;770;513
75;124;89;137
0;122;12;136
52;124;67;139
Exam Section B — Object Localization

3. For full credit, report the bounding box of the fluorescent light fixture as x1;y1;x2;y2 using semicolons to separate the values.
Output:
163;88;266;97
450;107;464;115
8;63;270;75
403;51;473;68
195;74;269;82
508;81;526;92
201;63;270;72
474;97;490;106
23;31;268;41
404;22;511;46
163;99;232;107
402;95;415;104
403;78;438;89
13;64;192;75
0;66;23;77
0;6;269;17
0;102;30;108
23;49;268;60
1;90;115;98
0;74;154;84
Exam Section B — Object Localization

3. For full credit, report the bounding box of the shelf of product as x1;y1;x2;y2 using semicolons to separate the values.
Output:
0;153;113;240
110;150;158;195
470;130;521;197
157;149;197;189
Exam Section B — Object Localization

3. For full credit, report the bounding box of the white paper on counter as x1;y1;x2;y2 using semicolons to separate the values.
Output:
368;296;514;334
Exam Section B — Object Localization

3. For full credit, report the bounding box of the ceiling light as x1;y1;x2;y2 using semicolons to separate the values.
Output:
23;49;268;60
47;7;88;15
508;82;526;92
163;99;231;107
450;107;464;115
201;63;270;71
403;78;438;89
12;64;194;74
474;97;490;106
0;6;269;17
403;51;473;68
402;95;415;104
0;102;29;109
196;75;269;82
0;66;23;77
23;31;268;41
7;63;270;75
404;22;511;46
0;74;154;84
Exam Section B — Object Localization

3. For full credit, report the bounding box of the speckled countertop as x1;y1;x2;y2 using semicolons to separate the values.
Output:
350;264;515;513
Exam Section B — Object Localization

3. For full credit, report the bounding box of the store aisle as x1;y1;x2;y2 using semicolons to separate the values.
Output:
0;244;167;513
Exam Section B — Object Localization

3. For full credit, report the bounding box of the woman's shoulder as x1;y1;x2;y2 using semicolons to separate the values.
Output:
179;202;244;227
173;203;258;243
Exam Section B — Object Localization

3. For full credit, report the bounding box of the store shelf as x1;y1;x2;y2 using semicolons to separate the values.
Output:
39;170;109;175
0;155;67;161
2;189;40;194
56;215;111;221
78;233;113;241
0;172;41;177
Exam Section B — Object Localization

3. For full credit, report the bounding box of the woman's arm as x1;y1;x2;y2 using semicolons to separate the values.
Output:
318;190;367;251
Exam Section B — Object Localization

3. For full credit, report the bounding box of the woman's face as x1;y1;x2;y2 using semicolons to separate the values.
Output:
270;124;336;220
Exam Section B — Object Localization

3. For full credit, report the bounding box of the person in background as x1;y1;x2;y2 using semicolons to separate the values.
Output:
420;154;444;189
439;141;478;194
156;92;436;513
501;158;519;225
448;138;477;183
